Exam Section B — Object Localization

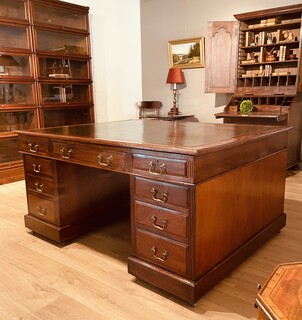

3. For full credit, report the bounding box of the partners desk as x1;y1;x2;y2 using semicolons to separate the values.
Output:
17;120;289;305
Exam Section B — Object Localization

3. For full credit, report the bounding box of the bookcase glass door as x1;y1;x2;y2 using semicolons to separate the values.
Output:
0;83;35;106
42;107;92;127
32;3;88;31
0;54;32;78
37;57;90;80
0;24;30;50
40;83;91;104
35;30;89;55
0;138;22;164
0;0;27;21
0;110;36;134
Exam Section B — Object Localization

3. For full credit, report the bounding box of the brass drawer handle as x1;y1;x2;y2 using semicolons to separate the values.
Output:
60;148;73;159
151;246;168;262
148;161;166;175
34;182;44;192
98;154;113;166
28;143;39;153
151;188;168;203
37;206;47;216
33;164;41;173
151;215;168;230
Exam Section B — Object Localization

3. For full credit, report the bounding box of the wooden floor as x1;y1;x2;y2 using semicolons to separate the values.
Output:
0;167;301;320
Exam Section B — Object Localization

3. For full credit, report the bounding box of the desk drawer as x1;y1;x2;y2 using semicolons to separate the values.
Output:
26;174;54;196
52;141;128;170
27;193;56;223
134;200;188;239
19;136;49;156
24;155;54;177
134;177;189;209
132;152;190;181
135;229;188;275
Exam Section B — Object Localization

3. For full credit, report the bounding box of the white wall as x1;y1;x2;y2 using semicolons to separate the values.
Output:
63;0;142;122
140;0;302;123
61;0;301;124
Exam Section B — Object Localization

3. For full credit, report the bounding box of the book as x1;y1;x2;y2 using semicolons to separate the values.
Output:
259;47;266;63
279;45;288;61
245;31;254;46
49;74;70;78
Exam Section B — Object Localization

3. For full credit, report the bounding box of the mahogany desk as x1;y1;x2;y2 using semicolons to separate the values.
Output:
17;120;289;305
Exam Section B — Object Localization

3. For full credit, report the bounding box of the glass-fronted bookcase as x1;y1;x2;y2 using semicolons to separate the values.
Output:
0;0;94;184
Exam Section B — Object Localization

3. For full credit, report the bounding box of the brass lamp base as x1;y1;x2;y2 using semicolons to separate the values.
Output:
168;107;180;115
168;88;180;115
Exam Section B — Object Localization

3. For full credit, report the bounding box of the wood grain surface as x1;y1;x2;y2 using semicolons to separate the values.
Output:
0;166;301;319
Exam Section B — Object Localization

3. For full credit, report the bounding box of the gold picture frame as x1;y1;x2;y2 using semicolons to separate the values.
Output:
168;37;205;69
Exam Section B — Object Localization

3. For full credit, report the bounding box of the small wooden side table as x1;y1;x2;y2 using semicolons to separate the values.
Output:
256;262;302;320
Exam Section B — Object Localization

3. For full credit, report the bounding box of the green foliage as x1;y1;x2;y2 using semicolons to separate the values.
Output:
239;100;254;114
188;42;200;58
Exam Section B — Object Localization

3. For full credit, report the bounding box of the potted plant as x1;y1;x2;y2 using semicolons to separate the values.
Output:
239;99;254;115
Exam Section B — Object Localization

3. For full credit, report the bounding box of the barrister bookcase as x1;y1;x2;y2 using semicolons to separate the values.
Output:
214;5;302;168
0;0;94;184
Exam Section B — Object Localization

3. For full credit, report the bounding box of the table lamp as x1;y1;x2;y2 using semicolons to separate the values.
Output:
166;68;185;116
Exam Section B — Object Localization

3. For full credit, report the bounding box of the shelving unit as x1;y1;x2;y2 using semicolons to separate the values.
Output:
214;4;302;168
0;0;36;184
0;0;94;184
32;0;94;128
237;14;301;94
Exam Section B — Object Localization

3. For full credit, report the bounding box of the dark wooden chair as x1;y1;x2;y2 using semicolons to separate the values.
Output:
136;101;162;119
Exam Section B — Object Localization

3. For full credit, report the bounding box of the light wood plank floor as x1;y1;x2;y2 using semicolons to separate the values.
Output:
0;168;301;320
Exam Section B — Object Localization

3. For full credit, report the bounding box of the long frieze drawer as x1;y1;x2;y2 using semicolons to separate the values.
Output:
52;141;128;169
19;136;49;155
27;193;56;223
24;155;54;176
134;200;188;240
132;152;191;181
134;177;189;209
26;175;54;196
135;229;188;276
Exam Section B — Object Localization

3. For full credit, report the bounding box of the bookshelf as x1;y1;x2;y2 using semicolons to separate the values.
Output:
214;4;302;168
0;0;94;184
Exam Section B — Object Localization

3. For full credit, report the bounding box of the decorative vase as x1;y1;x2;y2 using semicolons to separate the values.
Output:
288;31;294;41
283;30;289;40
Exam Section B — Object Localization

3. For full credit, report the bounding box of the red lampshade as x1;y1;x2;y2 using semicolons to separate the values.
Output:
166;68;184;84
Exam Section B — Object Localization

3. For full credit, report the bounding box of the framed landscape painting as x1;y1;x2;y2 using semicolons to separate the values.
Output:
168;37;205;69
